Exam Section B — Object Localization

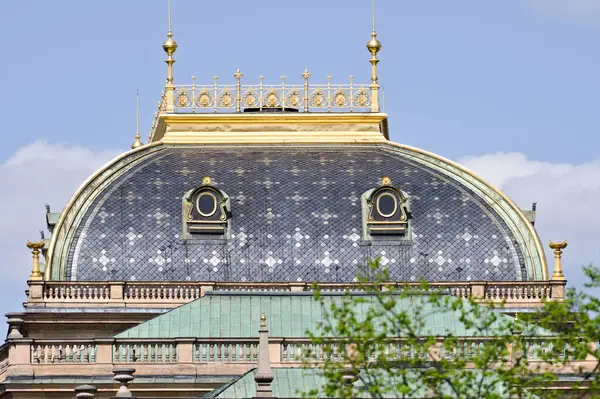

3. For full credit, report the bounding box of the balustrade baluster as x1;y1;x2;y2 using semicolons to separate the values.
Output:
65;345;72;362
216;343;222;362
223;343;231;362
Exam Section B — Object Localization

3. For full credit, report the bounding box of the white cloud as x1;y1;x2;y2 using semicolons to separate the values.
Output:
526;0;600;21
0;141;120;316
459;152;600;289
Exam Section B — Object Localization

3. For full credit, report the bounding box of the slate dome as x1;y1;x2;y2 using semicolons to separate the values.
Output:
46;142;547;283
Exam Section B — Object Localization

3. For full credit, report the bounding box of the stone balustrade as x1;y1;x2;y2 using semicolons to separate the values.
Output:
25;280;566;309
0;336;595;383
31;341;97;364
113;340;178;363
194;339;259;363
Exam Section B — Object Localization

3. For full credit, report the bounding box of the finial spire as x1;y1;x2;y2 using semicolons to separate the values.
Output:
26;240;45;280
163;0;178;112
549;240;568;280
131;90;143;149
256;313;273;397
366;0;382;113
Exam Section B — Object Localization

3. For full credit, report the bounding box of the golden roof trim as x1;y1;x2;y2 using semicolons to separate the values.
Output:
153;112;389;144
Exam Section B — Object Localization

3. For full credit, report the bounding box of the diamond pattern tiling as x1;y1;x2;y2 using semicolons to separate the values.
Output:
67;147;526;282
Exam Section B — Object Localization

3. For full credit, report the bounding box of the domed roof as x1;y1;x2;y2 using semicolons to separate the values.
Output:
47;142;547;282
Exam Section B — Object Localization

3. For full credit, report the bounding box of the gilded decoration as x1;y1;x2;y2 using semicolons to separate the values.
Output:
182;176;230;239
333;90;349;107
219;90;234;108
166;71;377;116
310;90;326;107
264;90;280;107
363;176;411;239
286;90;302;108
176;91;191;107
196;90;213;107
243;90;259;108
355;89;370;107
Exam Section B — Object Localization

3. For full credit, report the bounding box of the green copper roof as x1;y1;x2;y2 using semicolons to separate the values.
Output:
115;292;525;339
205;368;529;398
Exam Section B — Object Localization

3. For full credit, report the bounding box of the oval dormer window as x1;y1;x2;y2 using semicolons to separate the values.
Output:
377;192;397;218
197;192;217;217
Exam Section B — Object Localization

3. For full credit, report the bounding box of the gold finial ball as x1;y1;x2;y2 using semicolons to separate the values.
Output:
130;136;143;150
202;176;212;185
381;176;392;186
162;34;178;55
367;33;382;55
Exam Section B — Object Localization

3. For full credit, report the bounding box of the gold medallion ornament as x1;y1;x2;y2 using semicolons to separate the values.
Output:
264;90;280;107
333;90;349;107
219;90;234;108
381;176;392;186
310;90;326;107
176;91;191;107
354;89;370;107
196;90;213;107
202;176;212;185
243;90;259;107
286;90;302;108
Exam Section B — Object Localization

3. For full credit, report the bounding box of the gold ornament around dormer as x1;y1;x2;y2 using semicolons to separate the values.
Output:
26;240;45;280
182;176;230;239
364;176;411;238
549;240;567;281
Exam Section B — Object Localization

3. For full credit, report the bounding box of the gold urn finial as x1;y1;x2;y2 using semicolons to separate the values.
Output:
549;240;568;281
366;0;381;112
131;90;143;149
26;240;45;280
260;312;267;328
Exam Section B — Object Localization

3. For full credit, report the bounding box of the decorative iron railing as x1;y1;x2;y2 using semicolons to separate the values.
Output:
172;71;372;115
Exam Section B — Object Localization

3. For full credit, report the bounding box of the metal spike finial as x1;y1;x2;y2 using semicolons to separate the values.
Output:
131;90;143;149
372;0;376;33
168;0;172;33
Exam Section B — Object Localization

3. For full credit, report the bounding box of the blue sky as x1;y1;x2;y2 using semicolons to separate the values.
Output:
0;1;598;315
1;1;598;161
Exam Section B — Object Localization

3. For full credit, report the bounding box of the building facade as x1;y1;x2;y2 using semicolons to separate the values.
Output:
0;4;583;398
